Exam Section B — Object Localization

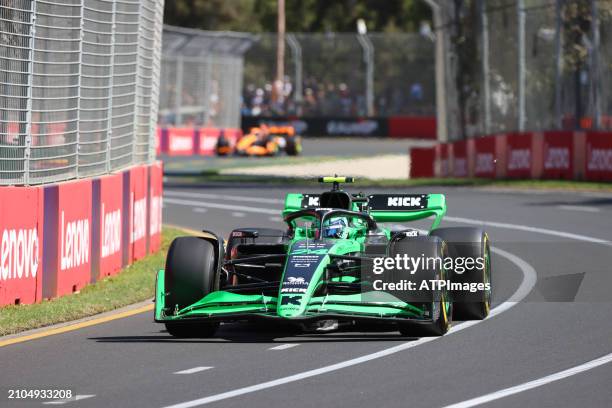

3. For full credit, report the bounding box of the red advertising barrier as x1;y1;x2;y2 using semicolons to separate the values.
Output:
435;143;450;177
56;180;92;297
148;162;163;254
197;128;221;155
585;132;612;181
0;162;163;306
473;136;497;178
166;127;196;155
541;131;573;179
127;166;148;263
419;131;612;182
452;140;468;177
505;132;533;178
410;147;436;178
0;187;44;305
158;127;243;156
389;116;436;139
97;173;123;278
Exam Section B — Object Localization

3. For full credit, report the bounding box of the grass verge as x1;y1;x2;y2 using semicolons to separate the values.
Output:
166;172;612;192
0;227;186;337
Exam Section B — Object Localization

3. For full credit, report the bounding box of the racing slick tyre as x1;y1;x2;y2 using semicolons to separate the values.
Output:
389;236;451;337
215;134;232;156
164;237;219;337
429;227;491;321
285;136;302;156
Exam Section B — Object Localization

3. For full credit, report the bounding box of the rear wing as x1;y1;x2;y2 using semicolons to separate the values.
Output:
283;193;446;230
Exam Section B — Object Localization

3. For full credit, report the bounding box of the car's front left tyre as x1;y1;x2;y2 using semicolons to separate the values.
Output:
164;237;220;338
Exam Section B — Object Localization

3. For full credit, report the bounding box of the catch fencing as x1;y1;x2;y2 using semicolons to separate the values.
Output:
241;32;435;118
0;0;164;185
438;0;612;140
158;25;253;129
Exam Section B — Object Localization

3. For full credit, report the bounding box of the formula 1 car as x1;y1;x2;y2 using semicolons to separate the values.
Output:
155;177;491;338
215;125;302;156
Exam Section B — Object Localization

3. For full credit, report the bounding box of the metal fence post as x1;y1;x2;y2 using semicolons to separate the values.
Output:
175;57;184;126
23;1;37;186
286;33;303;115
202;57;211;126
591;0;601;130
106;0;117;173
517;0;526;132
75;1;85;178
357;33;375;116
480;0;491;135
554;0;563;130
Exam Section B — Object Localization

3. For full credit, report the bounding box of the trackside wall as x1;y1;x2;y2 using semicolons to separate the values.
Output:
409;132;612;182
0;162;163;306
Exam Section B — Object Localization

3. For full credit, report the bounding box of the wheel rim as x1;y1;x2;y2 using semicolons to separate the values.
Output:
483;235;492;314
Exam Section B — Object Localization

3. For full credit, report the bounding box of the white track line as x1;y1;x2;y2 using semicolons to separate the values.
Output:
163;198;278;215
442;352;612;408
232;212;246;218
43;395;95;405
192;207;207;213
444;216;610;245
557;205;600;213
160;247;536;408
174;367;214;375
165;190;284;204
269;343;299;351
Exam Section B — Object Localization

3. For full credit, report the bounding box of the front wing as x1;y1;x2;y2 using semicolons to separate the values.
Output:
154;270;433;325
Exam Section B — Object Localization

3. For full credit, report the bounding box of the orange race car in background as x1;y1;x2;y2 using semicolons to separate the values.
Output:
215;124;302;156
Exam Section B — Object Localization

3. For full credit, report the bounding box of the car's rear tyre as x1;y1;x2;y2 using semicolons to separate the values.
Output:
429;227;491;320
164;237;219;337
285;136;302;156
389;236;451;337
215;134;231;156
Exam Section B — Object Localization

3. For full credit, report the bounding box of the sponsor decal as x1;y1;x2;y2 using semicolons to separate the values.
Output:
281;240;331;294
100;204;121;259
0;228;39;280
388;196;422;207
130;193;146;244
149;195;162;237
60;211;89;271
587;148;612;171
368;194;428;211
440;158;449;176
508;148;531;170
454;158;468;177
475;153;495;174
300;194;320;208
544;147;570;170
326;120;378;136
169;135;193;152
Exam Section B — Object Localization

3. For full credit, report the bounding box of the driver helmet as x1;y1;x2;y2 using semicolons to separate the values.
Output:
322;217;348;239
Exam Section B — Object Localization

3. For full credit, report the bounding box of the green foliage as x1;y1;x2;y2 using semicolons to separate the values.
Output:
164;0;431;33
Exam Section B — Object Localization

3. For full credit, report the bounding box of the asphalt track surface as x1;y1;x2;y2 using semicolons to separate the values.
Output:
3;182;612;408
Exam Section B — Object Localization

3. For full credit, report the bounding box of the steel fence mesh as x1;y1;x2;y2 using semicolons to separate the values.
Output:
446;0;612;140
0;0;32;184
240;32;435;118
0;0;164;185
159;27;250;128
598;2;612;130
